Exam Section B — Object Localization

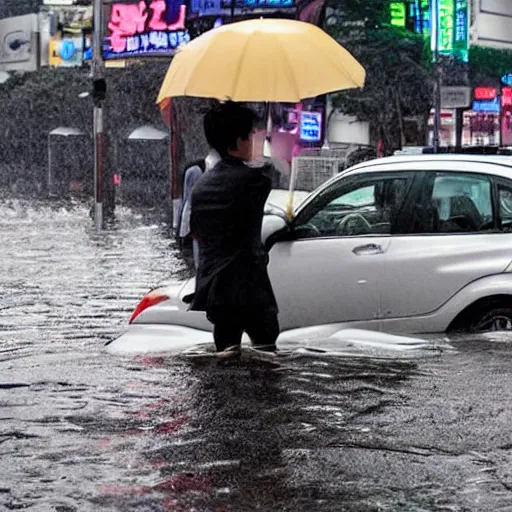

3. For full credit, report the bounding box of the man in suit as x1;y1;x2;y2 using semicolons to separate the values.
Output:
190;102;279;359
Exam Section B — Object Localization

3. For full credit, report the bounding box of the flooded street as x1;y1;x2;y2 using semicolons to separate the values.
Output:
3;198;512;511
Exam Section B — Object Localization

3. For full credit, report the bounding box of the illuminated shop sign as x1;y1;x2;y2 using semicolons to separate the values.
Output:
474;87;497;100
390;2;406;27
300;111;322;142
432;0;468;62
438;0;454;53
453;0;468;62
502;73;512;87
189;0;295;18
389;0;430;34
472;98;501;114
242;0;293;7
502;88;512;107
414;0;430;35
104;0;190;59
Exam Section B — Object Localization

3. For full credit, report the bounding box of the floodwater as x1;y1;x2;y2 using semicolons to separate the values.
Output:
3;198;512;511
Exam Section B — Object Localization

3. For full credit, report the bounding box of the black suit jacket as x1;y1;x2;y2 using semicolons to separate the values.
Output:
189;156;278;314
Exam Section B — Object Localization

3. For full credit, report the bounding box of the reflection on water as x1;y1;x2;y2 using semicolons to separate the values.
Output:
2;198;512;511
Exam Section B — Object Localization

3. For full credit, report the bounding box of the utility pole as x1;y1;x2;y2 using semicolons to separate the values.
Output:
432;0;442;153
92;0;106;230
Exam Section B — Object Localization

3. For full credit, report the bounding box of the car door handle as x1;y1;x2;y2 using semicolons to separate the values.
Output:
352;243;384;255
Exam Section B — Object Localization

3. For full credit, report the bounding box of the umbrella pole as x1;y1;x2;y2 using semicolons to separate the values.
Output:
263;102;272;158
285;157;297;222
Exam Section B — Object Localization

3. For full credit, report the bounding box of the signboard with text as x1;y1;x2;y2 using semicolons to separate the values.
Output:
472;98;500;114
433;0;469;62
441;86;471;108
438;0;454;53
300;111;322;142
453;0;468;62
104;0;190;59
474;87;497;100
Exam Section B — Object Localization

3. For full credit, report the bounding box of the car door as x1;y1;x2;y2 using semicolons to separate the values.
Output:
267;170;417;331
380;169;512;322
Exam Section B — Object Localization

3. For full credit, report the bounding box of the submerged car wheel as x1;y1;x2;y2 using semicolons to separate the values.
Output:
471;307;512;333
448;301;512;334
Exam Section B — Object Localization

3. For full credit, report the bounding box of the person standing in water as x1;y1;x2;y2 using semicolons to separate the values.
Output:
189;102;279;358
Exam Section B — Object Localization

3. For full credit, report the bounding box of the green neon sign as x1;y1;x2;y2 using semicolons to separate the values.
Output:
438;0;454;53
453;0;469;62
390;2;406;27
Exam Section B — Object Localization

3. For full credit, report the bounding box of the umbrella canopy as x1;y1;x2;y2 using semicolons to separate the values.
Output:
156;18;365;104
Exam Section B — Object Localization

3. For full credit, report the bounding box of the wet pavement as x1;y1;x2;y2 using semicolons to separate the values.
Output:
2;198;512;511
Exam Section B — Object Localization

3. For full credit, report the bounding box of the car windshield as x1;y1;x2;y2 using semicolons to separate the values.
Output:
329;185;375;208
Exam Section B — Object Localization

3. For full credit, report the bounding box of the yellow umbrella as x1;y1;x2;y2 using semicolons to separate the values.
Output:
157;18;366;219
157;18;365;104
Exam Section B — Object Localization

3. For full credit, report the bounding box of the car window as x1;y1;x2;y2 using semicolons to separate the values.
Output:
330;185;375;207
498;185;512;231
412;173;494;234
294;175;409;238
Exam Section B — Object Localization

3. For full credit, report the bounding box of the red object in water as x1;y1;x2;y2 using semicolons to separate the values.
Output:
154;415;188;435
129;288;169;323
113;173;121;186
154;473;212;493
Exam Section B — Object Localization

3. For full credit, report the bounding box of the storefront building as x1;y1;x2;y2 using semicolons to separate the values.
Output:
427;83;512;148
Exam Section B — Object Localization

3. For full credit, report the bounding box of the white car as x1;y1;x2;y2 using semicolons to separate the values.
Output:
110;154;512;352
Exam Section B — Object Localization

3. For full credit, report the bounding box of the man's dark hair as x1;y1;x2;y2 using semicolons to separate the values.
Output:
203;101;258;157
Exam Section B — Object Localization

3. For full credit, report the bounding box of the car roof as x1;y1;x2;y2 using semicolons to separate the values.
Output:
346;154;512;179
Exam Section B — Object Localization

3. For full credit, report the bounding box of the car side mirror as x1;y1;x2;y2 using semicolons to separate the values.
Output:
261;214;288;246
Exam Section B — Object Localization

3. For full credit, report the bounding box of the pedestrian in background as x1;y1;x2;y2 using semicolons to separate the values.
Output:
177;146;220;269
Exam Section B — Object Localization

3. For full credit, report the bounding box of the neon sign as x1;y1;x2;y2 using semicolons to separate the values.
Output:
472;98;500;114
389;1;430;34
502;88;512;107
474;87;497;100
242;0;293;7
300;111;322;142
414;0;430;35
502;73;512;87
390;2;406;27
453;0;468;62
104;0;190;58
431;0;468;62
438;0;454;53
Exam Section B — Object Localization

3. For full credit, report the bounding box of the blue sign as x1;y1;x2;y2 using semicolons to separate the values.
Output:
243;0;293;7
472;98;501;114
60;40;76;60
103;30;190;59
502;73;512;87
300;111;322;142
